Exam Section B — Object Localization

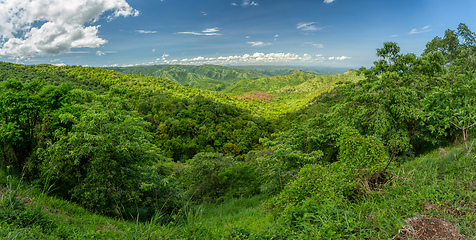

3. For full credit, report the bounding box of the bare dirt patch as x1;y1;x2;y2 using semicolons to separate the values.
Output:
393;215;464;240
237;91;273;102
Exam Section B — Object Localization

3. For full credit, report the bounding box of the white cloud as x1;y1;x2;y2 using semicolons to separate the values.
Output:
176;27;222;36
136;30;157;34
0;0;139;58
247;41;272;47
202;28;220;33
305;42;324;48
328;56;351;60
391;35;399;37
297;22;322;31
201;11;208;16
106;52;352;67
324;0;335;3
161;53;169;60
408;26;431;35
159;52;328;65
96;50;116;56
232;0;259;7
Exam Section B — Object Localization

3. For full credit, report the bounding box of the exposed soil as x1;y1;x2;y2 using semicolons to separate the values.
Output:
393;215;464;240
237;91;273;102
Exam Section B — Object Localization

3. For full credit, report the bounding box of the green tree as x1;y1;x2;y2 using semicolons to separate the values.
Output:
423;23;476;75
334;42;445;156
0;79;69;173
38;100;170;215
423;72;476;150
179;152;236;202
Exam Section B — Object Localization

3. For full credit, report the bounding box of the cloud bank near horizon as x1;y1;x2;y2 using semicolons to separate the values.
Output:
107;52;351;67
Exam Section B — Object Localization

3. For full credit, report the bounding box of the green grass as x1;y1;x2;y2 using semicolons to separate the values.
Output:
2;142;476;239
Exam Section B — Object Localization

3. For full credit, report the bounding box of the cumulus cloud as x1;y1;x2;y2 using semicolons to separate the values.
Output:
324;0;335;3
159;52;327;65
0;0;139;58
136;30;157;34
247;41;272;47
408;26;431;35
297;22;322;31
176;27;222;36
107;52;352;67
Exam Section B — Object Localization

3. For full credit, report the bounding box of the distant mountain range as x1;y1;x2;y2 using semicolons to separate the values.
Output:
104;64;352;92
104;64;268;91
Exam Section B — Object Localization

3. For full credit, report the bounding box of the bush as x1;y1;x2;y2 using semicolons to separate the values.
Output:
179;152;236;202
268;126;390;216
218;163;259;198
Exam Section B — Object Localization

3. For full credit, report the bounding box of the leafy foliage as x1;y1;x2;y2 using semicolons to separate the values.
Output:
105;64;269;87
179;152;236;202
38;99;172;215
423;72;476;149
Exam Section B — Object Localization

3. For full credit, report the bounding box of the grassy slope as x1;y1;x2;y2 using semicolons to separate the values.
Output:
3;142;476;239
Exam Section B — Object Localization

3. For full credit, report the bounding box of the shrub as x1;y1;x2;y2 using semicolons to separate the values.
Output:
179;152;236;202
218;163;259;198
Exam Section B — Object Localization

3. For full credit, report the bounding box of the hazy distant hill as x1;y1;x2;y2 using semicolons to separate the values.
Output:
232;65;351;76
105;64;269;90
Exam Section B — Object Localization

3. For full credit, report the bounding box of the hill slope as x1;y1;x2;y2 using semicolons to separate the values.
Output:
104;64;269;89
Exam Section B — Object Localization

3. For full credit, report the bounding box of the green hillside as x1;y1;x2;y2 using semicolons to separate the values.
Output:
223;70;358;94
105;64;269;87
233;65;350;76
1;23;476;239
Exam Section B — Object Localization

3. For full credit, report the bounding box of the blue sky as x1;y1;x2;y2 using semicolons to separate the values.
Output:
0;0;475;68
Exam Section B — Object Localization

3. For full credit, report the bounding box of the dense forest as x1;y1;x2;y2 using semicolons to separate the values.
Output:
1;23;476;239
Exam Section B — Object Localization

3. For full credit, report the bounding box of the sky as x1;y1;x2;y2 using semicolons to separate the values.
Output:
0;0;475;68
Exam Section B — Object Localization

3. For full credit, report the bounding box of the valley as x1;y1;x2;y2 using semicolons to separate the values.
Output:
1;23;476;239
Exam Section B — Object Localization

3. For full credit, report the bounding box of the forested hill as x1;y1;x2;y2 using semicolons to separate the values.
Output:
1;23;476;239
233;65;350;76
104;64;269;90
223;70;359;94
0;62;276;161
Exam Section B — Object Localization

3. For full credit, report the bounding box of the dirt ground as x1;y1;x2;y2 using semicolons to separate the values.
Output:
393;215;465;240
